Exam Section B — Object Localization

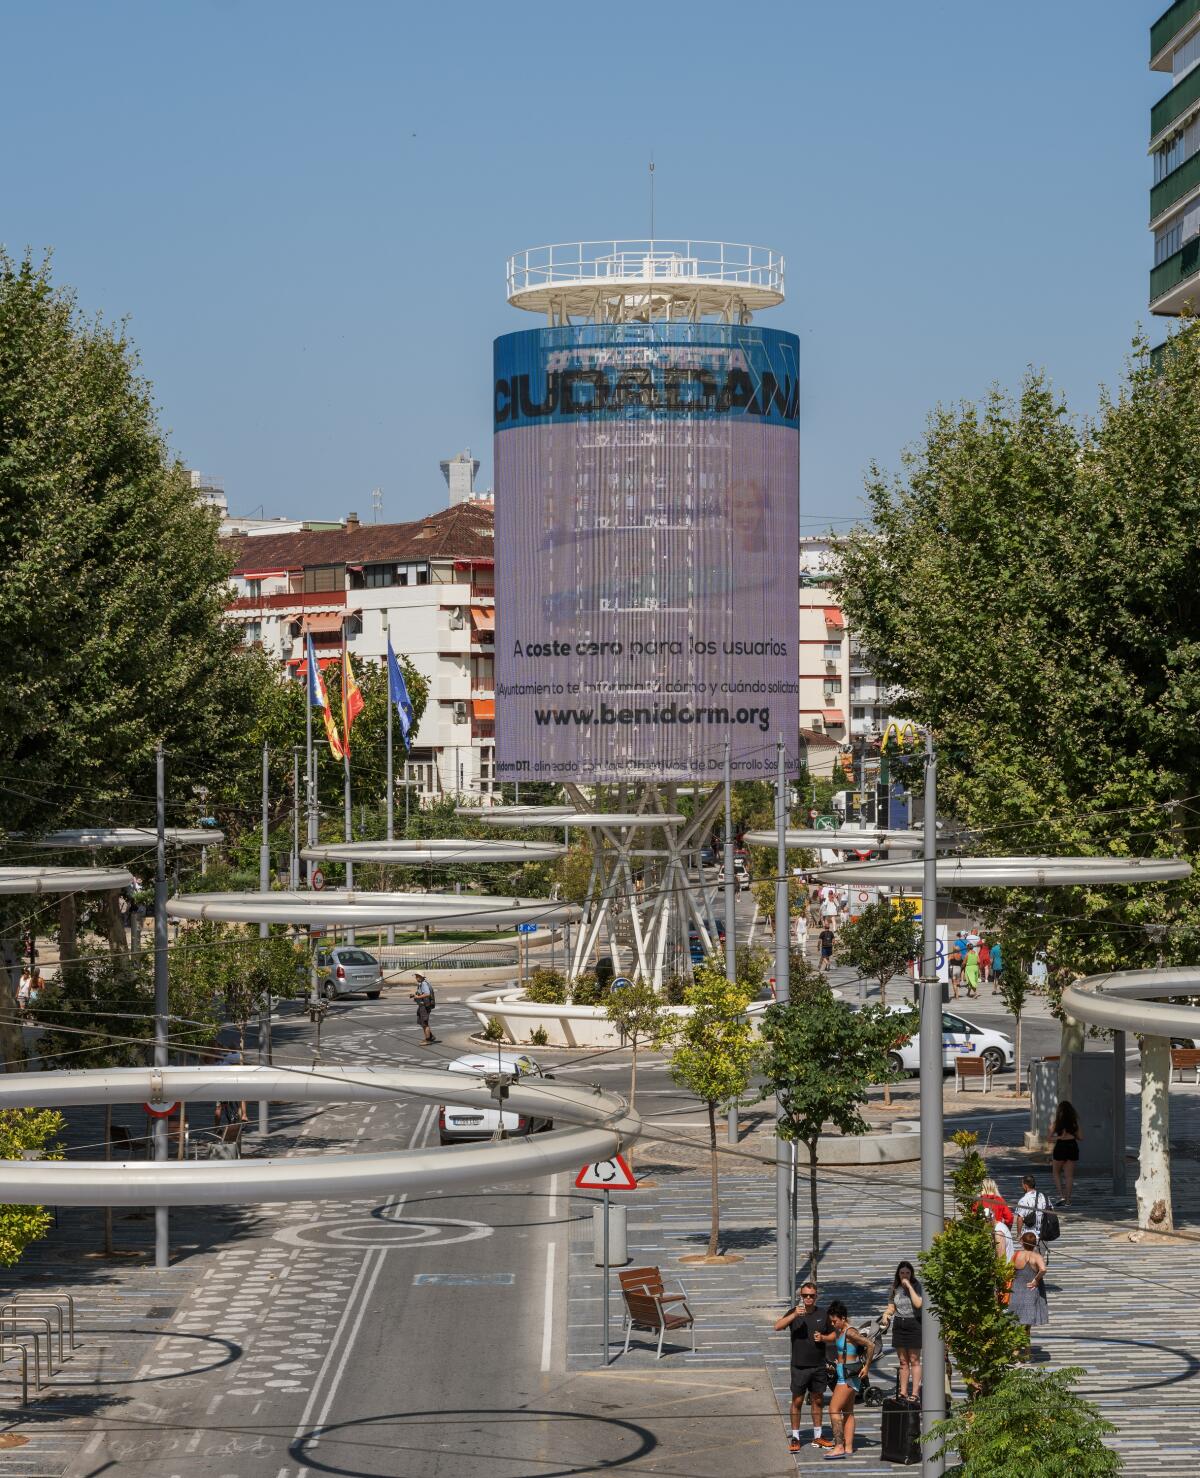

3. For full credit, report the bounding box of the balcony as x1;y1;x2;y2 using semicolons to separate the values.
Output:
1151;60;1200;142
1153;0;1200;67
1152;147;1200;222
1151;236;1200;312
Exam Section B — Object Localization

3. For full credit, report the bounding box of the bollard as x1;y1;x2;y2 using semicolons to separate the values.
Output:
593;1203;628;1267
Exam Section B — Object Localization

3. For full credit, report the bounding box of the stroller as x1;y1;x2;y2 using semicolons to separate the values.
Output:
828;1311;896;1407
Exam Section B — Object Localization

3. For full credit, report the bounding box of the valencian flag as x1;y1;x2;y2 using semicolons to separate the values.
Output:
307;632;344;760
341;646;365;756
387;634;415;750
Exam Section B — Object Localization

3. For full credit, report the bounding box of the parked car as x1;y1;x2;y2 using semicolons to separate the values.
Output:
879;1003;1014;1076
437;1052;554;1144
313;945;384;1001
718;857;751;892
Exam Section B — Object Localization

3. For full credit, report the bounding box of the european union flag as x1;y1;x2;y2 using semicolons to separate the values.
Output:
387;635;415;750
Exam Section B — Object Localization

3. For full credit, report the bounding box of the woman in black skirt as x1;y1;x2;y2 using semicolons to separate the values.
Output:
883;1261;924;1402
1051;1100;1082;1206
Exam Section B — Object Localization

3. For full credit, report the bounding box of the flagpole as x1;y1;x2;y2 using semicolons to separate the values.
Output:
343;624;354;944
386;623;395;950
305;657;315;855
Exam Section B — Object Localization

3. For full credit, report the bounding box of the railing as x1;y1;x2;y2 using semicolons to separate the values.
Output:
378;945;519;971
1150;234;1200;302
1153;0;1200;61
1152;59;1200;138
507;240;784;296
1151;146;1200;220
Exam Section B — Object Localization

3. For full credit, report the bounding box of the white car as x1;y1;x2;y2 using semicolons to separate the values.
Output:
437;1052;555;1144
881;1005;1014;1076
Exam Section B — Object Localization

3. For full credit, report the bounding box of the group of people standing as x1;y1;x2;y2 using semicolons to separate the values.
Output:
774;1262;923;1459
948;930;1002;999
16;964;46;1010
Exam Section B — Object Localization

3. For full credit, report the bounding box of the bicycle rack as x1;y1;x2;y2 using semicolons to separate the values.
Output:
3;1296;76;1364
0;1339;30;1405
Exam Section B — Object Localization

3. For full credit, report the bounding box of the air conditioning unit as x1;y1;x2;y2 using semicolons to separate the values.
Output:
448;609;465;630
453;702;468;724
825;659;837;672
810;718;823;731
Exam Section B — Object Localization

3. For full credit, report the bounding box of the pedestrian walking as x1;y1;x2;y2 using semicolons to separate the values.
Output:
990;938;1004;993
1008;1231;1049;1348
985;1205;1015;1263
949;933;966;998
1015;1173;1051;1252
963;943;981;998
817;925;835;974
814;1300;874;1459
1029;951;1049;989
882;1261;923;1402
774;1281;834;1452
16;966;32;1011
977;937;992;987
1051;1100;1082;1205
974;1176;1014;1229
410;971;437;1043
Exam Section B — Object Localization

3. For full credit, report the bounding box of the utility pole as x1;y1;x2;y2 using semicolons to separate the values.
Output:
774;735;793;1301
386;621;395;950
724;737;738;1145
920;732;946;1477
258;745;270;1138
154;744;169;1271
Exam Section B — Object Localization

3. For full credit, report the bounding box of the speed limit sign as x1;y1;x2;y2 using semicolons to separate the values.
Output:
808;807;819;820
311;867;325;892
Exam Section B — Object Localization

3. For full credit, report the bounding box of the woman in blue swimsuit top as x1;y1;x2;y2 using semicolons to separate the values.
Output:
814;1299;872;1460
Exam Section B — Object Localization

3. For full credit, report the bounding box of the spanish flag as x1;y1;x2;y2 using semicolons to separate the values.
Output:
341;646;365;756
307;632;344;760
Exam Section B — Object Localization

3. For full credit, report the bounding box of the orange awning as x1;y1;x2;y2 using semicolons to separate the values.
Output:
470;606;495;631
303;611;351;635
472;698;495;720
822;708;845;724
823;607;845;629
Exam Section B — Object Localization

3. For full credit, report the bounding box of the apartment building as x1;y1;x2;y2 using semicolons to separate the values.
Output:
1150;2;1200;316
222;500;497;800
798;535;892;776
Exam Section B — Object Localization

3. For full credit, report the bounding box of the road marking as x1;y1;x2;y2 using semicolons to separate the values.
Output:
413;1272;514;1286
548;1171;557;1221
540;1239;556;1373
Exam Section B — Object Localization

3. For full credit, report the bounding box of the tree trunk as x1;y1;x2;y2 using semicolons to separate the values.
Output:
58;894;78;977
1014;1012;1023;1096
706;1100;720;1257
1136;1035;1173;1233
1057;1014;1085;1101
807;1139;820;1276
0;940;25;1073
627;1037;639;1177
100;891;130;960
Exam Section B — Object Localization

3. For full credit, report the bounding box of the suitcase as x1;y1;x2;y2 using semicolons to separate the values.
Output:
880;1395;922;1465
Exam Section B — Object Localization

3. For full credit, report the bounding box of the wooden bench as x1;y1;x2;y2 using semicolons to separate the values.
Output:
618;1266;696;1358
954;1055;993;1093
1170;1047;1200;1084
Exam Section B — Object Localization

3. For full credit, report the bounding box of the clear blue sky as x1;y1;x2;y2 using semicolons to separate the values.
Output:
1;0;1161;528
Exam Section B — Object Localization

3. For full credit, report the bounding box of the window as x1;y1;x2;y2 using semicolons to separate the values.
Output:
852;706;865;720
394;561;429;587
304;564;345;593
1174;27;1200;79
344;613;363;639
362;564;395;588
823;676;842;694
243;620;262;645
1156;115;1200;183
822;643;842;664
246;579;262;600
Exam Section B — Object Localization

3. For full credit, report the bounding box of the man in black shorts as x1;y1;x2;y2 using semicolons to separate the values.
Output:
774;1280;834;1451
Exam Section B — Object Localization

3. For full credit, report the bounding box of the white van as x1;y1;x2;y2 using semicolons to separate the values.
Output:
437;1052;554;1144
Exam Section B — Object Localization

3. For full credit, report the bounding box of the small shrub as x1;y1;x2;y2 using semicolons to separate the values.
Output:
528;1025;550;1047
662;975;689;1005
524;967;567;1004
481;1016;506;1042
571;971;605;1006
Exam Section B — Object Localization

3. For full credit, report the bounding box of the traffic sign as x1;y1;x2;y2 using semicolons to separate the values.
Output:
143;1101;179;1119
575;1154;637;1191
610;976;633;991
517;922;537;934
311;867;325;892
813;814;837;831
808;807;819;820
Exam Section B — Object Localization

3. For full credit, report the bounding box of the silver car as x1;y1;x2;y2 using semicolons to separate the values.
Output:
314;946;383;1001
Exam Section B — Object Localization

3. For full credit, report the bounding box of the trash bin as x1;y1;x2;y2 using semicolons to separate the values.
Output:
593;1203;628;1267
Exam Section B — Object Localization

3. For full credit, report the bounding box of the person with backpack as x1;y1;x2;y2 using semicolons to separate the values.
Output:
1015;1173;1060;1252
813;1300;873;1459
410;972;437;1044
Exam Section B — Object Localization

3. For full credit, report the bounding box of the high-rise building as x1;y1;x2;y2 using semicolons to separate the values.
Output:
1149;2;1200;317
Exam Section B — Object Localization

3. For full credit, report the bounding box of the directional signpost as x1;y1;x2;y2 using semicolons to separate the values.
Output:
577;1155;637;1363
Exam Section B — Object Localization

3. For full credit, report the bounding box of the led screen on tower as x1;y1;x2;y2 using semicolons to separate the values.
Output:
493;322;799;783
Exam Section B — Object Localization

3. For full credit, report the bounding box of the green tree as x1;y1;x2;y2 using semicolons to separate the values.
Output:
927;1365;1122;1476
834;898;916;1008
995;946;1031;1095
0;1108;64;1266
661;961;757;1257
920;1131;1026;1397
604;980;670;1177
835;348;1200;1229
757;969;913;1274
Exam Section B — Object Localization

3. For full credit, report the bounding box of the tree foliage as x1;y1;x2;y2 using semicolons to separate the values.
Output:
757;969;913;1273
920;1131;1026;1398
0;1108;64;1266
834;899;917;1006
927;1365;1122;1476
662;961;757;1257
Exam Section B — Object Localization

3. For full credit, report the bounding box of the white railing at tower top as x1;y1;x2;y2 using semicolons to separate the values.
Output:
506;240;784;297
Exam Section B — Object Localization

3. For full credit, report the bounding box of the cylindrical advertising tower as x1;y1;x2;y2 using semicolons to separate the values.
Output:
494;240;799;785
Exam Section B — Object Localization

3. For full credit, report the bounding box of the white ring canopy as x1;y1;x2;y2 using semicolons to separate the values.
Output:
166;890;584;928
301;840;567;865
0;1065;640;1207
0;866;135;895
1062;966;1200;1040
561;813;686;829
808;856;1192;887
471;806;578;828
744;828;927;851
18;828;224;850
